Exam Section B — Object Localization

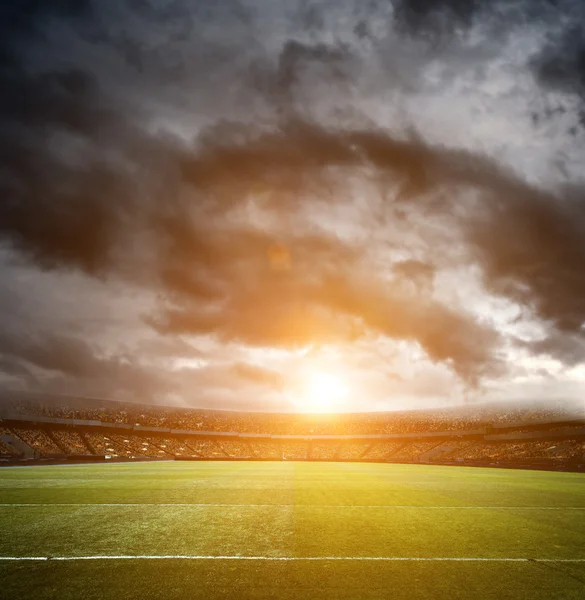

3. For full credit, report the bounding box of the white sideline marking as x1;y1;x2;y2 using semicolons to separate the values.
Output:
0;556;584;562
1;503;584;510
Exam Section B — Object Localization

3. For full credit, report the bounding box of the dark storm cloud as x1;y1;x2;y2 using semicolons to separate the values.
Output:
0;356;37;382
1;151;128;273
1;75;582;384
153;214;363;304
2;0;585;398
0;35;582;381
527;0;585;89
521;1;585;131
533;27;585;90
468;184;585;335
391;0;585;133
249;39;357;108
0;331;104;378
166;119;585;362
393;0;481;39
531;22;585;130
142;148;494;381
0;330;173;400
525;331;585;367
0;1;92;38
0;2;129;272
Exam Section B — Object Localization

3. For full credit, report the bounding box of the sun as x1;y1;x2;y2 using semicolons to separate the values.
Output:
296;371;350;413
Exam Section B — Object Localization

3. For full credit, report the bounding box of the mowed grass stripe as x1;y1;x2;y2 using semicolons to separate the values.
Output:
1;503;585;509
3;500;584;560
1;503;583;559
3;560;585;600
1;555;585;562
0;463;585;507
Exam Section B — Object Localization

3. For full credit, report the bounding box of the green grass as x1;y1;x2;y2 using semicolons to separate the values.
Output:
0;461;584;599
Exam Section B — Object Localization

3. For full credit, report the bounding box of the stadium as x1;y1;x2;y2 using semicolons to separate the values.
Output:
3;1;585;598
1;395;584;599
1;395;585;467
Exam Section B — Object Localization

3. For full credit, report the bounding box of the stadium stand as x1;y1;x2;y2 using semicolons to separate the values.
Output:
215;440;255;458
50;430;88;454
9;427;62;457
84;432;110;456
281;443;308;460
336;441;372;460
307;442;338;460
0;438;15;457
248;441;282;459
392;441;444;461
362;441;407;459
0;395;584;468
2;395;582;435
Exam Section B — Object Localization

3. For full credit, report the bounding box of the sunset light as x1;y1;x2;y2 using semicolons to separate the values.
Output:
297;371;350;413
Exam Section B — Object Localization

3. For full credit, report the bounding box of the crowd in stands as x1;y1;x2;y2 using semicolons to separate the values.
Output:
51;430;88;454
363;441;406;459
9;427;62;456
1;396;583;436
454;440;585;462
391;441;441;461
249;442;281;459
0;439;13;457
1;425;584;465
281;443;308;460
308;443;338;460
336;442;371;460
0;395;583;465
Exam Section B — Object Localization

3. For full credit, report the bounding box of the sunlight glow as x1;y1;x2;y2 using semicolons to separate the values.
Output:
295;371;350;413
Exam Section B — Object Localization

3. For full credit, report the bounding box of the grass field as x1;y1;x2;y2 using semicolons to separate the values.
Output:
0;461;584;599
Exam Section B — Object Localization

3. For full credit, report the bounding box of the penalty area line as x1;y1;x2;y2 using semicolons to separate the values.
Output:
1;556;585;562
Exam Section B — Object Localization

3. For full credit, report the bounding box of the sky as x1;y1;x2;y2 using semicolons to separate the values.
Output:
1;0;585;413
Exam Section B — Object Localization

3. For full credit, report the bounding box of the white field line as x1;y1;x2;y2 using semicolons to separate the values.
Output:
0;556;585;562
1;503;584;510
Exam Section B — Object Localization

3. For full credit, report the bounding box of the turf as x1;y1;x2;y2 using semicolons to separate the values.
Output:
0;461;584;599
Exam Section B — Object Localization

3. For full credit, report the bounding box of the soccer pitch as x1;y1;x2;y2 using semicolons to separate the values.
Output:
0;462;584;599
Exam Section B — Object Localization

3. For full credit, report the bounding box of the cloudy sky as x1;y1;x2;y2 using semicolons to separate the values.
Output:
1;0;585;412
